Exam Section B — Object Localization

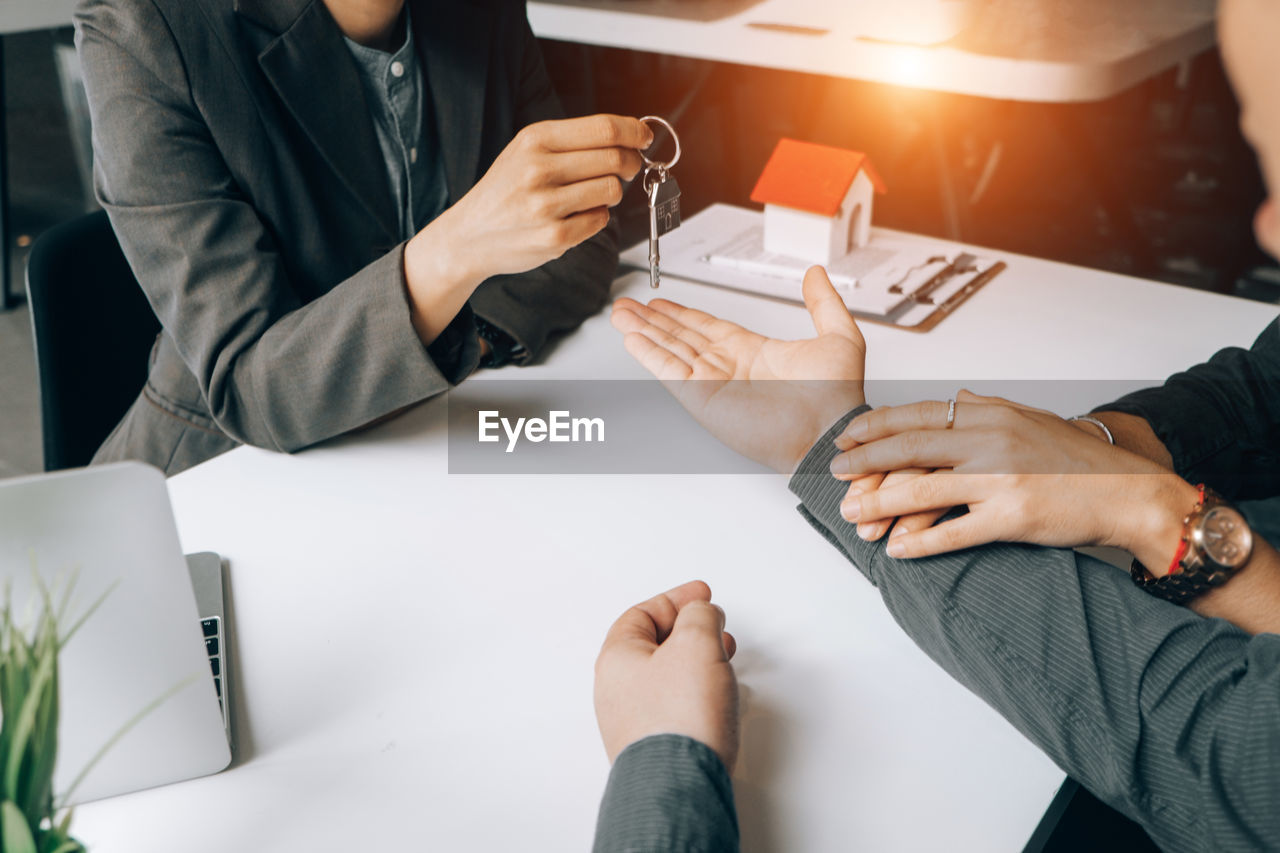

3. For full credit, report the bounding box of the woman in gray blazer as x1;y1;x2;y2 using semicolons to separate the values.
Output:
75;0;650;474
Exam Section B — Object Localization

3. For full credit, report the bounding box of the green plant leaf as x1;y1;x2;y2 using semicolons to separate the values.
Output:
3;622;33;720
41;841;85;853
52;567;80;628
2;639;55;804
0;571;90;853
20;647;59;827
11;606;59;828
37;825;86;853
0;800;37;853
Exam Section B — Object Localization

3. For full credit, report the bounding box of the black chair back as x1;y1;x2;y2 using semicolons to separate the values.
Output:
25;211;160;471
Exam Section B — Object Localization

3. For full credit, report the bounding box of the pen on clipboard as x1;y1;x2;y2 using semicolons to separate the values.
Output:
908;254;979;304
933;262;1007;314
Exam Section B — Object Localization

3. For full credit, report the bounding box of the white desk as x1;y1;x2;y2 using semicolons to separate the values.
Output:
0;0;1217;102
529;0;1217;103
71;225;1277;852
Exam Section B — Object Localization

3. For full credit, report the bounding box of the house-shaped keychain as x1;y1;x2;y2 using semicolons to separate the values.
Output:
750;138;888;266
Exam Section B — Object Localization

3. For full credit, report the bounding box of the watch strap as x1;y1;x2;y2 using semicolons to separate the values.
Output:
1128;556;1232;606
1130;485;1241;606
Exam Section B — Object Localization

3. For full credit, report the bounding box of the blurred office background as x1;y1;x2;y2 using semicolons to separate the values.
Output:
2;27;1279;479
1;30;82;479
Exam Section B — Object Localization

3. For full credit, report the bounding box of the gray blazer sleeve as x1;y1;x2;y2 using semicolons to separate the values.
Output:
76;2;473;453
467;16;617;363
790;408;1280;853
593;735;739;853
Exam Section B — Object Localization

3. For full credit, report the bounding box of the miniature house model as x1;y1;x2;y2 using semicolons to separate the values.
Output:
750;138;887;266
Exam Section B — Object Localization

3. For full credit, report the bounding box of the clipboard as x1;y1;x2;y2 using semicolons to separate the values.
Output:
619;204;1006;332
884;255;1008;333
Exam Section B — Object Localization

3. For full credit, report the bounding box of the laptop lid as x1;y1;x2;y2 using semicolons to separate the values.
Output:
0;462;230;804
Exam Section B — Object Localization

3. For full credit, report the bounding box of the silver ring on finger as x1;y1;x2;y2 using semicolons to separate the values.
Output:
945;398;957;430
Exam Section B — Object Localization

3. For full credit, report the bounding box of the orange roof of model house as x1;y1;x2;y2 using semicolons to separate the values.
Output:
750;139;887;218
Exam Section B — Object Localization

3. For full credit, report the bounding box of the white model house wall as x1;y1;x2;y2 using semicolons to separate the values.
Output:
761;171;876;265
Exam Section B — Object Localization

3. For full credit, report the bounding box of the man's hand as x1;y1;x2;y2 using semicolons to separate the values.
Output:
611;266;867;473
594;581;740;771
404;115;650;344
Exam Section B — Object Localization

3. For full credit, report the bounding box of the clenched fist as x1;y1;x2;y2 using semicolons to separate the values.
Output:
594;581;740;771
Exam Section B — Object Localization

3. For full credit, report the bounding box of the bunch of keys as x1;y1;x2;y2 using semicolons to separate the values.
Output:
639;116;682;288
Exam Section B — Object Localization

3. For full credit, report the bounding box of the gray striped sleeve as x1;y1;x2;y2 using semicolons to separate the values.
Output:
593;734;739;853
790;408;1280;853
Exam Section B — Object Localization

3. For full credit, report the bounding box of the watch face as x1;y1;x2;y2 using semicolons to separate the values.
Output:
1195;506;1254;570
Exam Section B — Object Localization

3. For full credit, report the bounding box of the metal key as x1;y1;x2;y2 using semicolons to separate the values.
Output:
638;116;682;288
645;168;681;287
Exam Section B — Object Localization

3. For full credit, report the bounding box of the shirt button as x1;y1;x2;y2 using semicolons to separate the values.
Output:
410;147;418;163
390;61;405;78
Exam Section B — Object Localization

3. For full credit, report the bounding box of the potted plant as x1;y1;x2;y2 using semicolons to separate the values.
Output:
0;578;89;853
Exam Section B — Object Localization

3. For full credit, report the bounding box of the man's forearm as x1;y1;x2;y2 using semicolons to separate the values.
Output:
1192;539;1280;634
1080;417;1280;636
593;735;739;853
790;408;1280;853
1091;411;1174;469
1090;318;1280;500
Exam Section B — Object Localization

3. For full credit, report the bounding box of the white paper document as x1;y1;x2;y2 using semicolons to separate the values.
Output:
621;204;1004;329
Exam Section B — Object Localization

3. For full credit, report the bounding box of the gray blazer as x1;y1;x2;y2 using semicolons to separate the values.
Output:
75;0;618;475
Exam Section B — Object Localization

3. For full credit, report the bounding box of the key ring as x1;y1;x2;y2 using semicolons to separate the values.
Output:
642;168;665;197
639;116;681;172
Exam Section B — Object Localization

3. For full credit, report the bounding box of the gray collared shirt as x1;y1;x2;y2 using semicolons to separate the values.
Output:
343;10;447;241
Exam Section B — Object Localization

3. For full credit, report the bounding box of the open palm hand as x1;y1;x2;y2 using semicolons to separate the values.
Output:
611;267;867;473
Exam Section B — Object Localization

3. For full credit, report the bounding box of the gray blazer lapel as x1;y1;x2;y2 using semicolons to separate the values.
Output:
235;0;399;240
414;0;491;205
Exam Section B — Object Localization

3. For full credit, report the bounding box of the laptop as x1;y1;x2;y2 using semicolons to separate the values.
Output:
0;462;233;805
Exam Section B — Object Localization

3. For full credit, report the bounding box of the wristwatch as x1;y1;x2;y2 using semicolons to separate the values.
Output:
1130;485;1254;605
475;316;525;368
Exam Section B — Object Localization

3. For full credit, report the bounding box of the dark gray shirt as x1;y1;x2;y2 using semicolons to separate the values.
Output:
343;10;447;241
